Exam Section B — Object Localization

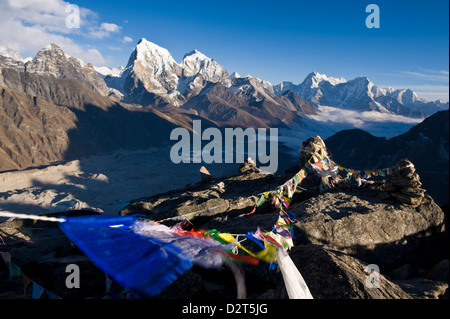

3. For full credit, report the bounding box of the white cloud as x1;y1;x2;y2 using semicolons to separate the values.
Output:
278;106;422;156
3;0;96;35
101;23;121;33
122;36;134;43
401;70;449;82
88;22;122;39
0;0;126;66
418;68;449;76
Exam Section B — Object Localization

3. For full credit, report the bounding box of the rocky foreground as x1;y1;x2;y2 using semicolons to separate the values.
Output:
0;154;448;299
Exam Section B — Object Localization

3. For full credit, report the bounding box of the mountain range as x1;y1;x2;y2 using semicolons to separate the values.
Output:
0;39;448;177
99;38;448;119
1;39;448;126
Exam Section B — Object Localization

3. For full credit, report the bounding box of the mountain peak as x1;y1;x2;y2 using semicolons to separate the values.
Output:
135;38;172;55
127;38;179;70
350;76;372;86
183;49;201;58
33;43;73;63
43;43;61;51
180;49;229;86
25;43;109;96
39;43;66;55
230;71;241;79
182;49;211;62
303;71;347;88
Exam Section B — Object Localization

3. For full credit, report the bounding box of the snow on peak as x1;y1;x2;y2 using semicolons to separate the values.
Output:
94;65;125;78
395;88;419;105
303;71;347;88
180;48;230;86
137;38;170;54
35;43;74;62
230;71;241;79
41;43;65;55
181;49;212;66
182;49;206;60
0;44;23;61
129;38;179;69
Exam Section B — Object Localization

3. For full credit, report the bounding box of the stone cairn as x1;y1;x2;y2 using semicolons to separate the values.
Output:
299;137;427;206
384;159;426;206
299;136;329;167
238;158;260;174
299;136;341;189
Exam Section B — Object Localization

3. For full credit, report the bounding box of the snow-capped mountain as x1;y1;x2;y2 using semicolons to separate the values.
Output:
105;38;316;120
230;71;241;79
105;38;234;106
120;38;183;106
274;72;346;104
0;55;24;71
274;71;448;118
230;76;278;103
95;66;125;78
179;49;231;99
1;40;447;120
0;44;110;97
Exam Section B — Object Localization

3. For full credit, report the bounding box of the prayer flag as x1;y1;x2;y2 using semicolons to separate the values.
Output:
32;282;45;299
0;251;11;264
9;262;22;278
256;195;266;207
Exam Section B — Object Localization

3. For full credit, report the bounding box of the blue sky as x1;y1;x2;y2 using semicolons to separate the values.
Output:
0;0;448;101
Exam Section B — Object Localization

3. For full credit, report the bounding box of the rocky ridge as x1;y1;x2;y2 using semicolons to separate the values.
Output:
114;139;447;299
0;67;197;172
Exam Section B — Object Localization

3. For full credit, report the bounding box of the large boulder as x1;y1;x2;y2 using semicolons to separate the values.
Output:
291;190;447;273
282;245;412;299
119;169;297;224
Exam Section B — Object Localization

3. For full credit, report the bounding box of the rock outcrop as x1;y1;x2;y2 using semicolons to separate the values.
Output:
290;190;446;273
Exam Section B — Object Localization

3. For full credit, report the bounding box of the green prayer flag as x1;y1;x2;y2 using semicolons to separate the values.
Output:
9;262;22;278
207;229;229;245
256;195;266;207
